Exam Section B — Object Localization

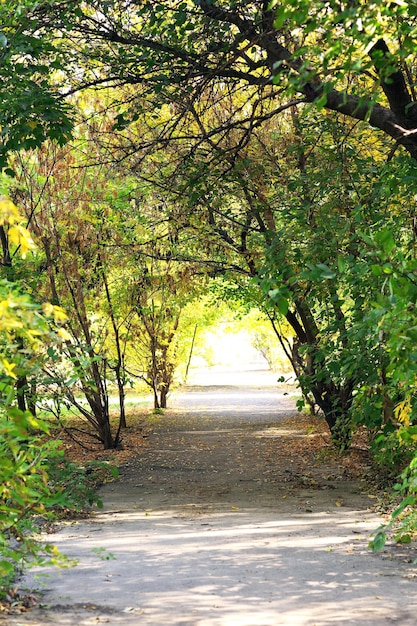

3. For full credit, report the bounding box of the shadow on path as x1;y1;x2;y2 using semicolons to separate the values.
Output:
6;374;417;626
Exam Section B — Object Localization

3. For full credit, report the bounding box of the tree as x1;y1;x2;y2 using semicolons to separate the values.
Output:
13;0;416;440
6;1;417;449
12;126;210;423
3;0;417;541
116;92;413;446
122;212;207;409
26;0;417;162
0;1;72;173
0;196;71;589
11;143;132;448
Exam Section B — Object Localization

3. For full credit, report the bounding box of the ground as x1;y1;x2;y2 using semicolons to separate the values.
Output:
2;370;417;625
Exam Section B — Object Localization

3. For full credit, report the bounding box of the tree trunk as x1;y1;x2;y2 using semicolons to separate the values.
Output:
310;380;354;449
102;261;127;429
160;387;168;409
101;417;115;450
16;374;27;412
286;310;354;449
153;386;160;410
117;379;127;429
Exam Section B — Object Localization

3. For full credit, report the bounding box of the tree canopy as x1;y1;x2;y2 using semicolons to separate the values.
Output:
6;0;414;164
2;0;417;559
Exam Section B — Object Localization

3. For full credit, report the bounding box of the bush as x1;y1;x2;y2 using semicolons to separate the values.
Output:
0;408;71;594
371;429;416;484
370;446;417;552
0;264;73;591
47;455;119;514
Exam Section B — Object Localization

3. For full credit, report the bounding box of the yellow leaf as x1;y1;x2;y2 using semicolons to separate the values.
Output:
394;397;412;427
0;198;36;258
57;327;72;341
8;224;35;258
42;302;54;317
0;195;20;225
1;358;17;379
42;303;68;323
52;305;68;322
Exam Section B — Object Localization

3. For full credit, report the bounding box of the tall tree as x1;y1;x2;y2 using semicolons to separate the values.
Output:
122;97;413;445
25;0;417;161
118;192;208;409
6;0;417;451
12;143;131;448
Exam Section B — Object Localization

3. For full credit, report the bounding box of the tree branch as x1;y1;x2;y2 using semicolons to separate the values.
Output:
369;39;417;129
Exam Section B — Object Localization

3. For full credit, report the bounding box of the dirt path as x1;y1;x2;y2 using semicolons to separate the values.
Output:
4;373;417;625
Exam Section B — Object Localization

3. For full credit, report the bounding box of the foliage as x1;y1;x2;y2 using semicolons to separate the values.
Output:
12;129;209;418
11;142;136;447
125;231;206;408
46;457;119;513
24;0;417;161
3;0;417;550
14;0;417;440
0;197;70;591
141;105;388;444
0;1;72;173
357;225;417;550
370;453;417;553
0;197;114;595
0;409;68;588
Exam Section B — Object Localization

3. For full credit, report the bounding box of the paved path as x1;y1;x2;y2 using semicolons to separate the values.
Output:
4;371;417;625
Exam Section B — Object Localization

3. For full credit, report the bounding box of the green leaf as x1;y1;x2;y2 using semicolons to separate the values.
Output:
315;93;328;111
369;530;387;552
391;495;415;519
274;8;289;29
0;560;14;576
337;255;347;274
109;465;119;478
371;264;382;276
374;228;395;255
268;289;289;315
395;533;412;544
316;263;336;279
